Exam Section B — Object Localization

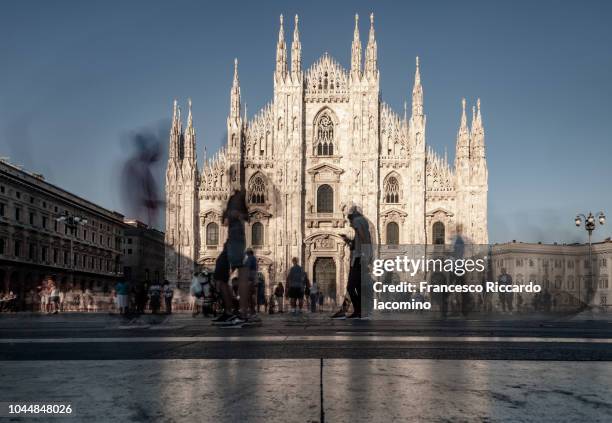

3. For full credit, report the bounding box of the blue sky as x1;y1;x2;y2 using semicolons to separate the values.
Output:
1;0;611;243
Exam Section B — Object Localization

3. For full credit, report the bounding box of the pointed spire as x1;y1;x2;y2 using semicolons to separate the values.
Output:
351;13;362;79
471;98;485;159
470;104;476;136
459;98;468;133
168;99;180;160
187;98;193;128
455;98;470;162
404;101;408;121
412;56;423;117
291;14;301;77
229;58;241;122
275;14;287;80
365;12;377;77
184;99;196;160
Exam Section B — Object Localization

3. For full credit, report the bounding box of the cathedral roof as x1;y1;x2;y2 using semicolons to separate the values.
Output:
305;53;349;100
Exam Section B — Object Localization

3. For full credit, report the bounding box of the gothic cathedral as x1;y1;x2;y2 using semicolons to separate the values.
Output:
164;14;488;299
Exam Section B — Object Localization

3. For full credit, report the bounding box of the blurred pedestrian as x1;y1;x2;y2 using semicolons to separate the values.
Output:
287;257;306;315
274;282;285;313
310;281;319;313
148;280;162;314
115;279;130;315
162;280;174;314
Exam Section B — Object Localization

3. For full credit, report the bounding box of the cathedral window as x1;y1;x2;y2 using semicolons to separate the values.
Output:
386;222;399;245
251;222;264;246
432;222;445;245
206;223;219;246
384;176;400;203
317;184;333;213
315;114;334;156
249;175;266;204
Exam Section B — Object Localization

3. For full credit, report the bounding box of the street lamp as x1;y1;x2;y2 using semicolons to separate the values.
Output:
575;211;606;307
56;211;88;285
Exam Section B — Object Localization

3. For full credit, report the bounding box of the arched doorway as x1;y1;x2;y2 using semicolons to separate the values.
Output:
314;257;336;303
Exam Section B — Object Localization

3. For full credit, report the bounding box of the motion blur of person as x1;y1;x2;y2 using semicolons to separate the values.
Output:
497;268;513;312
287;257;307;315
190;272;204;316
211;187;250;326
48;278;60;314
244;248;259;319
134;283;147;314
162;280;174;314
38;279;48;313
256;273;266;313
334;206;372;319
274;282;285;313
115;279;130;315
310;281;319;313
148;280;162;314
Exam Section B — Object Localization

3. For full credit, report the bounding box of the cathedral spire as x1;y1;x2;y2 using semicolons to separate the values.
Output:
168;99;180;160
291;14;301;78
275;14;287;81
365;13;378;78
351;13;362;79
229;58;241;123
184;98;196;160
412;56;423;117
471;98;486;159
455;98;470;161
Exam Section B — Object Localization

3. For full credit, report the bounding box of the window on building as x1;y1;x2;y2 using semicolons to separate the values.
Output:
249;175;266;204
386;222;399;245
516;258;524;267
127;249;133;255
206;222;219;246
42;246;48;262
384;176;400;203
28;243;35;260
0;239;4;255
29;212;35;225
53;249;58;263
317;184;333;213
14;240;21;257
251;222;264;246
42;216;47;229
0;203;5;217
127;238;132;244
15;208;21;222
64;251;69;265
432;222;445;245
601;258;608;268
315;114;334;156
16;191;20;199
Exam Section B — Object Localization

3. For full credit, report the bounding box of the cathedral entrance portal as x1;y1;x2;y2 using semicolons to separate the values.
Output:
314;257;336;304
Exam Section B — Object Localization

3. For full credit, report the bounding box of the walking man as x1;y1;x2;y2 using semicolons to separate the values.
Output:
274;282;285;313
211;187;250;326
287;257;306;315
162;280;174;314
148;280;162;314
340;205;372;319
115;279;129;315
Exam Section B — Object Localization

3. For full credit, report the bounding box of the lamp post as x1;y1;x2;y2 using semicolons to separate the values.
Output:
56;211;88;286
575;211;606;307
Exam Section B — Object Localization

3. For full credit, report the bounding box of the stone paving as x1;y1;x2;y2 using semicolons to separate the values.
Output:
1;359;612;422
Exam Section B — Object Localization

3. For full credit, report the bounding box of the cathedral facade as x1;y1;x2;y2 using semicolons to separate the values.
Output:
164;14;488;299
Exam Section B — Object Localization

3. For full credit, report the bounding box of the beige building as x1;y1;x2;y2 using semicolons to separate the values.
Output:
491;241;612;310
165;14;489;297
0;159;125;305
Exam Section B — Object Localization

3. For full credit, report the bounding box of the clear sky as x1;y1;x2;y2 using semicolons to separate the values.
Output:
1;0;611;243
